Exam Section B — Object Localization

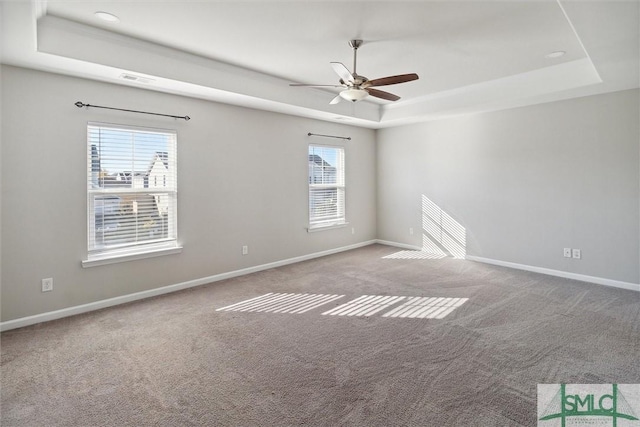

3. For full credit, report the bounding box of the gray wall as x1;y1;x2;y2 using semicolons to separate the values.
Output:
2;65;639;324
378;89;640;284
0;65;377;322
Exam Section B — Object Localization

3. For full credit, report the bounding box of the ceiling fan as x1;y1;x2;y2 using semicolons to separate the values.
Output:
290;39;419;104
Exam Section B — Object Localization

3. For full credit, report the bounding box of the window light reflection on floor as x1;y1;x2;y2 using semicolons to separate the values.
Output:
383;195;466;260
382;251;446;260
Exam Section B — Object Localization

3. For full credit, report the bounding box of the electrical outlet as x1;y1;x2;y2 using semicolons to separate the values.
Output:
42;278;53;292
563;248;572;258
242;245;249;255
572;249;581;259
351;227;355;235
409;227;414;235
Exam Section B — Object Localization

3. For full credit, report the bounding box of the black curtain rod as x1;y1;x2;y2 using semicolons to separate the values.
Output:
75;101;190;121
307;132;351;141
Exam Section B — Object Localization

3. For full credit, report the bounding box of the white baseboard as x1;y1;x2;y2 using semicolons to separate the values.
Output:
374;241;639;292
466;255;640;292
375;239;423;251
0;240;377;332
5;242;635;331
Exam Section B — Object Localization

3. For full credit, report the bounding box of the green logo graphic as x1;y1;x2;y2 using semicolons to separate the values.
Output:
539;384;639;427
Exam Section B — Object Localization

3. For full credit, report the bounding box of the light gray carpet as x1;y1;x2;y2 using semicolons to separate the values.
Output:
2;244;639;426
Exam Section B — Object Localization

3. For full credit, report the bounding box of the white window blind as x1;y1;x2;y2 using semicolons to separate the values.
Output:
308;145;345;229
87;123;178;260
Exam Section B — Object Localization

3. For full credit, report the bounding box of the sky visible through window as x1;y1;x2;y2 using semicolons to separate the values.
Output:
322;150;337;167
309;145;338;167
90;128;171;175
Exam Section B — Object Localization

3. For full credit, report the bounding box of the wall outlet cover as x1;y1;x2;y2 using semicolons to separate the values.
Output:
41;278;53;292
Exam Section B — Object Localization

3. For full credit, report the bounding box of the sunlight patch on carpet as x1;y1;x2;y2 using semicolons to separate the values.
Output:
382;251;447;260
321;295;406;317
382;297;468;319
217;294;469;319
216;293;344;314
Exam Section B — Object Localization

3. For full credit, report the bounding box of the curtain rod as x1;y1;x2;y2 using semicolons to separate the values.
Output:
308;132;351;141
75;101;190;121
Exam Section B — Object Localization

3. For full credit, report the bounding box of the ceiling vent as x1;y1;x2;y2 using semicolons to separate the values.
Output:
119;73;155;84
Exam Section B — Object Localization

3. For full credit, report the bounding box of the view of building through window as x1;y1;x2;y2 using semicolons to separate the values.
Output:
87;124;177;257
308;145;345;228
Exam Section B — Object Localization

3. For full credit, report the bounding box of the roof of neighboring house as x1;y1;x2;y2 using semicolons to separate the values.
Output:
156;152;169;168
308;154;331;167
148;151;169;173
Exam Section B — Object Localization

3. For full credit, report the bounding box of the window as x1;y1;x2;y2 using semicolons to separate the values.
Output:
308;145;345;229
85;123;179;264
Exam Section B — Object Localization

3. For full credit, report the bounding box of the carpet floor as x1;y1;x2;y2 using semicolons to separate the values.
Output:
2;244;639;426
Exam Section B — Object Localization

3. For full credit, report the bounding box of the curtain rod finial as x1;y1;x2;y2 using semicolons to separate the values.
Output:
75;101;85;108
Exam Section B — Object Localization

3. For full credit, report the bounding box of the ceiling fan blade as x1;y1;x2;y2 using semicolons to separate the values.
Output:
330;62;355;84
329;94;343;105
290;83;344;87
366;73;419;88
366;88;401;102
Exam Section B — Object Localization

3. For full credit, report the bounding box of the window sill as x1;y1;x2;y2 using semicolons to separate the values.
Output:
82;245;183;268
307;222;349;233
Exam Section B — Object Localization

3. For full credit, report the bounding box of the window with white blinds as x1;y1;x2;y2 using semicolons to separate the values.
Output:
86;123;178;261
308;145;345;229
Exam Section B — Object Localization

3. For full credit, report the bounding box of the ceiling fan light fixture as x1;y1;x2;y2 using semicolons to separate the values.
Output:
339;88;368;102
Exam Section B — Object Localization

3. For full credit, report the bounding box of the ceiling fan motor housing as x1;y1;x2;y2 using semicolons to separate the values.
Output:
348;39;363;49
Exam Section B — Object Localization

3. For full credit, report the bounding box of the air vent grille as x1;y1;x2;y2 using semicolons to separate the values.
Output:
119;73;155;84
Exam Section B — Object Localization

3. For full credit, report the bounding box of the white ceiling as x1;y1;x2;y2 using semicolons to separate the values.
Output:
1;1;638;128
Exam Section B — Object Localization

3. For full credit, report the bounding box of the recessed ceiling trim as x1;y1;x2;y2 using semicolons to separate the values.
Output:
36;14;382;124
36;14;603;129
2;1;633;129
381;57;602;126
555;0;602;82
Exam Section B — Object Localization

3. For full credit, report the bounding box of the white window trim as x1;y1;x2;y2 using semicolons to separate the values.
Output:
307;222;349;233
308;144;346;231
84;122;179;265
82;245;183;268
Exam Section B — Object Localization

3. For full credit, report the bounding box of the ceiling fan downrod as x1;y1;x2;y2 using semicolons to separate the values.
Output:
349;39;363;77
